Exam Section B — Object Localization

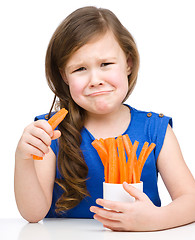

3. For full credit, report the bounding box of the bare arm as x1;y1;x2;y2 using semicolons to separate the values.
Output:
156;124;195;228
14;120;60;222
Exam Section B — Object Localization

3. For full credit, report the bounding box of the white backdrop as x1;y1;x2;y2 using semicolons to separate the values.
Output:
0;0;194;218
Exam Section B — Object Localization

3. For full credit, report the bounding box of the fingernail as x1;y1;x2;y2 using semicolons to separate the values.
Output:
90;207;94;212
96;199;101;204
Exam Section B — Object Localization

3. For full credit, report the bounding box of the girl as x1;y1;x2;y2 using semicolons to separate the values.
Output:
14;6;195;231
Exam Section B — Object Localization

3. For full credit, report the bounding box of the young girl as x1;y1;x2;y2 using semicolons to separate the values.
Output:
15;6;195;231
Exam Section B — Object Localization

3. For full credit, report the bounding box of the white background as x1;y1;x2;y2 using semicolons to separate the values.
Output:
0;0;194;218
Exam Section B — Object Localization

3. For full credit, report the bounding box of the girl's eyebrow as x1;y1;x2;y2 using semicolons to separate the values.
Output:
66;62;85;72
66;57;117;71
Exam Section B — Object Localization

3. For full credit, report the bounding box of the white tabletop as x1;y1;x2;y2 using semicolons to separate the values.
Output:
1;218;195;240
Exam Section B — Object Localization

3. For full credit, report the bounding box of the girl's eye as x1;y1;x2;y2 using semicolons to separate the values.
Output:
101;62;113;67
73;67;86;73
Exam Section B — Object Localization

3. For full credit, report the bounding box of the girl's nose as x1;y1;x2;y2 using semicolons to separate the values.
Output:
89;81;103;88
89;71;104;88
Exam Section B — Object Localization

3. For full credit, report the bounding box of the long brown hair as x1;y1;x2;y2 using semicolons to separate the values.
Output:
45;6;140;213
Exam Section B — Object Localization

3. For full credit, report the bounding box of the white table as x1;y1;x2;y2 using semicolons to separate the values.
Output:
1;218;195;240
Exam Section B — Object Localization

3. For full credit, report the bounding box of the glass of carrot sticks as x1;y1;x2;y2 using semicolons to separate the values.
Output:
92;134;156;202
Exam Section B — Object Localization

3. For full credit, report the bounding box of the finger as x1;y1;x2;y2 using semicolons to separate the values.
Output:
51;130;61;140
93;214;122;230
123;182;147;201
23;142;45;159
24;128;50;153
95;199;126;213
26;134;50;155
90;206;122;221
30;128;51;146
34;120;53;138
103;224;123;232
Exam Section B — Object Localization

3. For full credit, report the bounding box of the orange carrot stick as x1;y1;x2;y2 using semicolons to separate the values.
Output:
32;155;43;160
126;154;134;184
103;138;111;182
48;108;68;130
99;138;105;145
104;161;109;183
122;134;133;157
139;143;156;176
107;138;119;183
137;142;149;178
92;139;109;182
98;139;109;182
127;140;139;183
104;138;110;150
91;139;108;168
33;108;68;160
116;135;127;183
132;160;140;183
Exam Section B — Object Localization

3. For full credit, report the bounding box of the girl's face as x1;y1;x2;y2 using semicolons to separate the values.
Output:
63;31;132;115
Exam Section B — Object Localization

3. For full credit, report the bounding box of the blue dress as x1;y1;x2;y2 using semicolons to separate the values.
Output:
34;105;172;218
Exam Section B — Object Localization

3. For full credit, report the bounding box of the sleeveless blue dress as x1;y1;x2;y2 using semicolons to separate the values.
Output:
35;105;172;218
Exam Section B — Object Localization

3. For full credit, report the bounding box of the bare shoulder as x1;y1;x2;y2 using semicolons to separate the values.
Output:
157;124;195;199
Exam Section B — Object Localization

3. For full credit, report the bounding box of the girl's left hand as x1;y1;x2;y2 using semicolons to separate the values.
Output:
90;182;160;231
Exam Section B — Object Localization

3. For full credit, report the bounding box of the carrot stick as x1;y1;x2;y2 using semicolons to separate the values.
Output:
48;108;68;130
116;135;127;183
126;154;134;184
33;108;68;160
104;161;109;183
122;134;133;157
91;139;108;168
139;143;156;177
92;139;108;182
132;160;140;183
137;142;149;179
99;138;105;145
106;138;119;183
96;138;109;182
127;140;139;183
103;138;111;182
32;156;43;160
104;138;110;150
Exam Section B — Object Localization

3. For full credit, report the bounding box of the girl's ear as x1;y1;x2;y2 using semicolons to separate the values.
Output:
126;55;133;75
60;69;69;85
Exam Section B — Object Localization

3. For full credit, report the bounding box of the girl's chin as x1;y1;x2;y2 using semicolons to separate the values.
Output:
76;96;124;115
86;102;121;116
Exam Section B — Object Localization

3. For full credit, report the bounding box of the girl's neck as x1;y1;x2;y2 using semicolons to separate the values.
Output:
84;104;131;139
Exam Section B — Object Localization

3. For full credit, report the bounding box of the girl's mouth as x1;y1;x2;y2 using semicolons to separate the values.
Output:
88;90;113;97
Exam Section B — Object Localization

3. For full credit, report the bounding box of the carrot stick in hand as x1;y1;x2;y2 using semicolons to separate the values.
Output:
48;108;68;130
33;108;68;160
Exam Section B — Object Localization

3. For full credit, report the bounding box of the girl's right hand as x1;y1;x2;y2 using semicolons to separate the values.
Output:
16;120;61;160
